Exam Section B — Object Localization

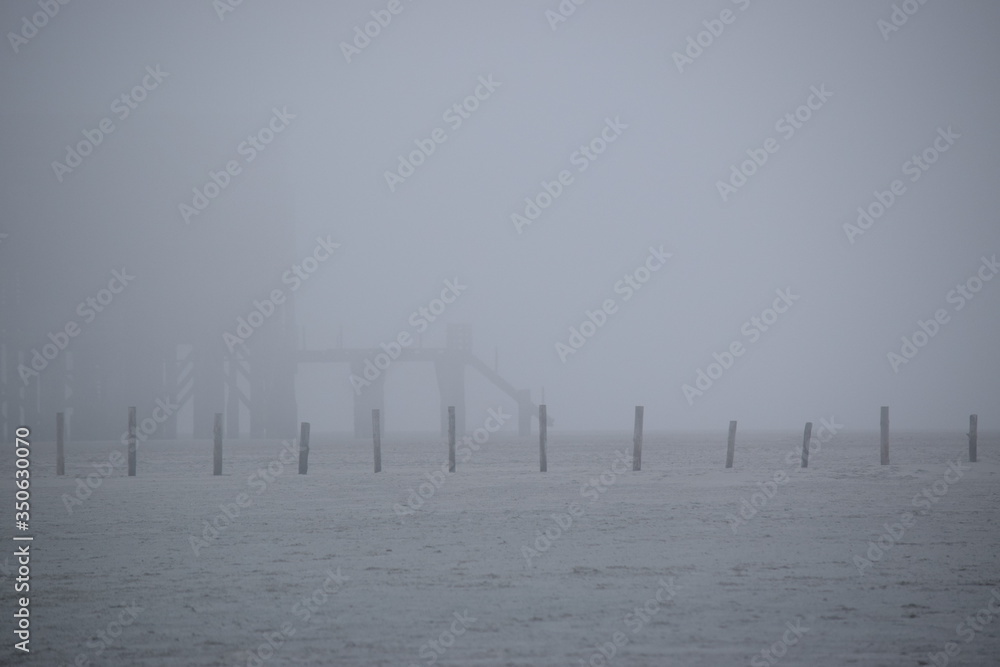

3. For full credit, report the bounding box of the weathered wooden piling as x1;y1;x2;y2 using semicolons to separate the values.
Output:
56;412;64;476
801;422;812;468
448;406;456;473
539;404;548;472
725;420;737;469
969;414;978;463
213;413;223;475
373;409;382;472
298;422;310;474
127;406;136;476
880;406;889;465
633;406;644;471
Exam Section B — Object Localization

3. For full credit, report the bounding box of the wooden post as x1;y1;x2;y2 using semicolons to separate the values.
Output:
213;413;223;476
372;408;381;473
539;404;548;472
632;406;643;471
725;420;737;469
880;406;889;465
127;406;136;476
801;422;812;468
298;422;310;474
969;414;978;463
56;412;64;476
448;406;456;473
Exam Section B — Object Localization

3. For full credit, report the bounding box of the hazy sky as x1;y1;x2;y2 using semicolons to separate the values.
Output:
3;0;999;434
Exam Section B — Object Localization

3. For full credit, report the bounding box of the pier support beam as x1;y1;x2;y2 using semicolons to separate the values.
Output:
517;389;532;437
435;356;466;438
352;359;385;439
193;343;225;440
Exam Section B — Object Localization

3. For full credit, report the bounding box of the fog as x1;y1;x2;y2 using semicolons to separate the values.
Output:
3;0;999;436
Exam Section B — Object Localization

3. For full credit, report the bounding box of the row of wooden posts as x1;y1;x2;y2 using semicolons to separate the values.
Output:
52;405;981;476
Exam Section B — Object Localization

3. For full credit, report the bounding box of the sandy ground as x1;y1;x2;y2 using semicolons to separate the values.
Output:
1;427;998;666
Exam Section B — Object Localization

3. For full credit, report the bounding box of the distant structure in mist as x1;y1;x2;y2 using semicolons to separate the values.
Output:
0;116;298;442
0;116;548;442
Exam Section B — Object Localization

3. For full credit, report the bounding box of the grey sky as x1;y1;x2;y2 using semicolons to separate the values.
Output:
2;0;998;434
